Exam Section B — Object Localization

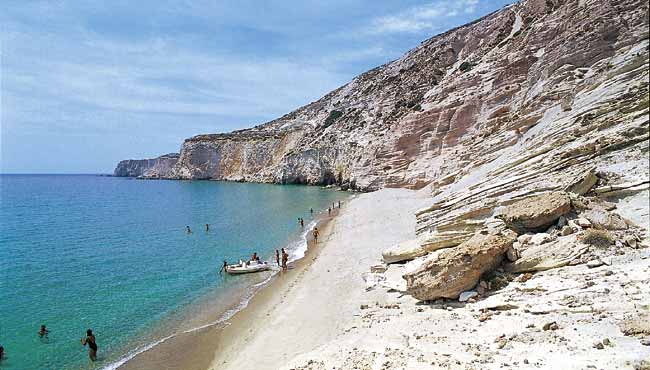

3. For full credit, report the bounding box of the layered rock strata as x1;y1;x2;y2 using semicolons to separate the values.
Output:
116;0;649;194
113;153;179;178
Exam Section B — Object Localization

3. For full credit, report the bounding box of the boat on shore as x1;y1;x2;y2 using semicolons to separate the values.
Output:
225;260;270;274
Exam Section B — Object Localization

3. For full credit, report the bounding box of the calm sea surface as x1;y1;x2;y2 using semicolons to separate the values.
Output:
0;175;346;370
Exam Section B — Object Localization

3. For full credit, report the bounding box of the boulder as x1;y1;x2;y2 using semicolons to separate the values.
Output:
505;235;588;273
382;239;427;264
403;230;517;300
497;192;572;233
565;168;598;195
581;207;628;230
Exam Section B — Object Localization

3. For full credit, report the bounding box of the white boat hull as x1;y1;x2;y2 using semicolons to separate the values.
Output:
225;262;270;274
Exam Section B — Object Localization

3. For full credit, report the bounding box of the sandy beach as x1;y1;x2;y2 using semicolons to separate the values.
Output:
117;187;650;370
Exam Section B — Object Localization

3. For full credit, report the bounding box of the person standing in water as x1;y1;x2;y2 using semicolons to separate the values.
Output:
219;260;228;274
38;324;49;339
80;329;98;361
300;218;304;227
281;248;288;270
310;208;313;214
275;249;280;266
205;223;209;232
186;225;192;234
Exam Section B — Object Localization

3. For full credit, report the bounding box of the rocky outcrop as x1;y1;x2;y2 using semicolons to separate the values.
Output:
496;192;571;233
117;0;649;192
113;153;179;178
403;229;516;300
382;239;427;264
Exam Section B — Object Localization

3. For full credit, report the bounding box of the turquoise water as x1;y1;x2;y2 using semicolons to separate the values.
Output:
0;175;346;370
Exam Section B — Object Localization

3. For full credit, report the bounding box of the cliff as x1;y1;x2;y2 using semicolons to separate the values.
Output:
116;0;649;194
113;153;179;178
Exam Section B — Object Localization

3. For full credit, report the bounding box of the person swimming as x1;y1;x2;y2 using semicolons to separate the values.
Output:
38;324;49;338
186;226;192;233
80;329;98;361
205;223;209;232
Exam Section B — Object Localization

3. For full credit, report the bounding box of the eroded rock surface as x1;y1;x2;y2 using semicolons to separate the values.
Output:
403;229;516;300
116;0;649;194
497;192;572;233
113;153;179;178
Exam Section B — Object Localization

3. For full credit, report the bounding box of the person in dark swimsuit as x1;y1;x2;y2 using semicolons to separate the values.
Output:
205;224;209;232
219;260;228;274
81;329;98;361
281;248;288;271
186;226;192;234
275;249;280;266
38;324;49;338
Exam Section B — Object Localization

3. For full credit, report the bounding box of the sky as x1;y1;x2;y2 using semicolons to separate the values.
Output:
1;0;514;174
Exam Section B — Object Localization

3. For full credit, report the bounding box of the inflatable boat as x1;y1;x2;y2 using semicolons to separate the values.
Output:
225;261;270;275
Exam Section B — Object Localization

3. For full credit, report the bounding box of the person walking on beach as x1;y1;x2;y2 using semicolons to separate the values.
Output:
38;324;49;339
313;227;320;242
186;225;192;234
338;200;341;208
275;249;280;267
281;248;288;271
80;329;98;362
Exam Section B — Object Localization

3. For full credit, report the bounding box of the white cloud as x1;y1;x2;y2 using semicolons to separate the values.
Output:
369;0;481;34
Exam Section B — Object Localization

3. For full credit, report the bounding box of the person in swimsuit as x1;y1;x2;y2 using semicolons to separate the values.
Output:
186;226;192;234
38;324;49;338
310;208;313;214
219;260;228;274
81;329;98;361
300;218;304;227
281;248;288;271
205;224;209;232
275;249;280;266
313;227;320;242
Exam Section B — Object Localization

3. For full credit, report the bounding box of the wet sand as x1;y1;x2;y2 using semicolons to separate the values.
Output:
118;206;343;370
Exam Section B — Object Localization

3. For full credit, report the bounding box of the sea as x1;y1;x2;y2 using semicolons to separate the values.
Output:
0;174;347;370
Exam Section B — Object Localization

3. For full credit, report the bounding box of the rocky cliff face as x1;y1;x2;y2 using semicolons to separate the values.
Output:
117;0;649;195
114;153;179;178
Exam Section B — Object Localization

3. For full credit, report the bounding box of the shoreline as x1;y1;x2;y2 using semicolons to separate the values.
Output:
116;202;346;370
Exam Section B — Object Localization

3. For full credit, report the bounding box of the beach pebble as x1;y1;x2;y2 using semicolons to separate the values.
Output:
543;321;559;331
587;259;605;268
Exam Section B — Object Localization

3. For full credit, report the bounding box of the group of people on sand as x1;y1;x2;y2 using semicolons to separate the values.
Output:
0;326;98;364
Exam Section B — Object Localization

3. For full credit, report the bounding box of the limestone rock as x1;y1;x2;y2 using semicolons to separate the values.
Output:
382;239;427;264
505;235;588;273
565;168;598;195
581;207;628;230
403;230;517;300
497;192;572;233
459;291;478;302
114;153;179;178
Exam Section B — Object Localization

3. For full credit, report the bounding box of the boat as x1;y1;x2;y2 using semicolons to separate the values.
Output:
225;260;271;275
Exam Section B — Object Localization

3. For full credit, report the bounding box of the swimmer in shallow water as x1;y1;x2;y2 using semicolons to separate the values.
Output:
38;324;49;339
186;225;192;233
80;329;98;362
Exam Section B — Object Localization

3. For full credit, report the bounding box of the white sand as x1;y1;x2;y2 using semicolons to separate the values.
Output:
210;188;650;370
